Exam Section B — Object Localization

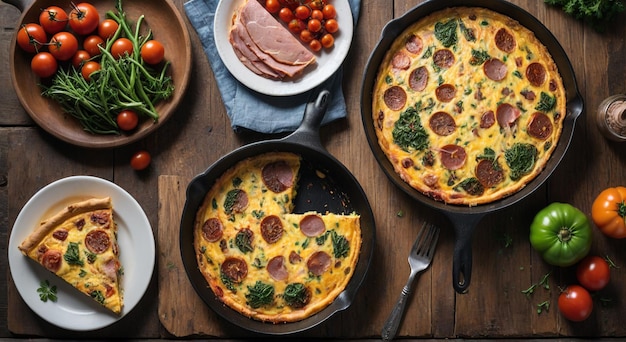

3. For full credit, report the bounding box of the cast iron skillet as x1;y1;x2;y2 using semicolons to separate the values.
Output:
180;91;375;335
361;0;583;293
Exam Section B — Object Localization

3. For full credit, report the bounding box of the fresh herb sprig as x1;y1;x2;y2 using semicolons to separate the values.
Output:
544;0;625;32
41;0;173;135
37;280;58;302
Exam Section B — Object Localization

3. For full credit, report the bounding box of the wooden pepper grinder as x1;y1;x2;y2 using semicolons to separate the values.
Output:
597;94;626;142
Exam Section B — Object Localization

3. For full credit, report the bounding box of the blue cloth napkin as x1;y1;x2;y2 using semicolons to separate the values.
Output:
183;0;361;133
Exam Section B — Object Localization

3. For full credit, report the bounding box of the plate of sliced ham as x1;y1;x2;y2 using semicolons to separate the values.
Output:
214;0;353;96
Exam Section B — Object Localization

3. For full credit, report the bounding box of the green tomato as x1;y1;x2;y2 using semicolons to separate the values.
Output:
529;202;592;267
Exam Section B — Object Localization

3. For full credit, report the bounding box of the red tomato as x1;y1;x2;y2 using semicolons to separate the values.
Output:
140;40;165;64
576;256;610;291
320;33;334;48
98;19;119;40
111;37;134;59
309;39;322;52
265;0;281;13
288;19;305;33
81;60;100;81
117;110;139;131
299;29;313;43
324;18;339;33
322;4;336;19
31;52;58;78
69;3;100;35
71;50;91;68
49;31;79;61
310;9;324;21
130;150;152;171
16;23;47;53
83;34;104;56
39;6;68;34
558;285;593;322
307;18;322;33
278;7;294;23
294;5;311;20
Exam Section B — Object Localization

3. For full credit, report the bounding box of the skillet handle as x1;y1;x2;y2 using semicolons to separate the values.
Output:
450;213;484;294
284;90;330;152
2;0;32;12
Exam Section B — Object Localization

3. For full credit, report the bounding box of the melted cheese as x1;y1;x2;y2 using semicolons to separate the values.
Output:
373;7;566;206
194;152;362;323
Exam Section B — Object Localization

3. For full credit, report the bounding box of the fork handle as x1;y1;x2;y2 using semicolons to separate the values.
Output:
381;273;417;341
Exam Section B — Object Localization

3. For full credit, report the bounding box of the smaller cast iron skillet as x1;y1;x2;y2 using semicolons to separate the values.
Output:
179;91;375;335
361;0;584;293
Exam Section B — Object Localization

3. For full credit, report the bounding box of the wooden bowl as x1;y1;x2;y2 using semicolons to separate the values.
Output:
9;0;191;148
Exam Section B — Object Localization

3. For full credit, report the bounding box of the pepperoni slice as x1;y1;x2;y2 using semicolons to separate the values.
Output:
307;251;331;276
408;66;428;91
435;84;456;103
262;161;294;193
85;229;111;254
299;214;326;237
261;215;284;244
483;58;507;81
527;112;553;140
224;189;248;214
496;103;521;129
429;111;456;136
75;218;85;230
289;251;302;264
267;255;288;281
383;86;407;111
433;49;454;69
495;28;516;53
480;110;496;128
439;144;467;170
52;229;68;241
405;34;423;54
526;62;546;87
401;158;414;169
90;211;110;227
41;250;62;272
221;257;248;283
475;159;504;188
202;217;223;242
392;51;410;70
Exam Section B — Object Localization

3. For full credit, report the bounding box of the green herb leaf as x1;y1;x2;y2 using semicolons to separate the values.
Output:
37;280;58;302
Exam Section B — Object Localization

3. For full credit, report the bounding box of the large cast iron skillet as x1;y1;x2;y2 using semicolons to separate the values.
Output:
361;0;583;293
180;91;375;334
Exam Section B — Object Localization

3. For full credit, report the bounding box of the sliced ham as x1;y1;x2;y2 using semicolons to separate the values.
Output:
229;0;316;79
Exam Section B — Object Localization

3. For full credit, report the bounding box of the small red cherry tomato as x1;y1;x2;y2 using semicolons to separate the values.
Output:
98;19;119;40
81;60;100;81
49;31;79;61
83;34;105;56
69;2;100;35
265;0;281;13
140;40;165;64
278;7;294;23
31;52;58;78
111;37;134;59
576;255;610;292
16;23;47;53
117;110;139;131
558;285;593;322
39;6;69;34
322;4;337;19
71;50;91;68
130;150;151;171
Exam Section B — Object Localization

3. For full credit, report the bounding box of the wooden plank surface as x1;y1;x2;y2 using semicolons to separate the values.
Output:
2;0;626;339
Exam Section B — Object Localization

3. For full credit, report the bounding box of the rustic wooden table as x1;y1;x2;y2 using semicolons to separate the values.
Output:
2;0;626;339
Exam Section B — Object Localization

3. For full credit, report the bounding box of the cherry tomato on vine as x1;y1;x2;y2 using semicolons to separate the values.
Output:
111;37;134;59
300;29;313;43
591;186;626;239
558;285;593;322
140;40;165;64
278;7;294;23
265;0;281;13
294;5;311;20
39;6;68;34
306;0;325;10
130;150;152;171
49;31;79;61
576;255;611;291
278;0;299;10
320;33;334;48
83;34;104;56
98;19;119;40
322;4;336;19
71;50;91;68
307;18;322;33
324;18;339;33
117;110;139;131
288;19;305;33
310;9;324;21
309;39;322;52
31;52;58;78
16;23;47;53
69;3;100;35
81;60;100;81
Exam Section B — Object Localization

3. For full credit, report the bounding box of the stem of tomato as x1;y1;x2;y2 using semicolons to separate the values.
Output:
558;228;572;242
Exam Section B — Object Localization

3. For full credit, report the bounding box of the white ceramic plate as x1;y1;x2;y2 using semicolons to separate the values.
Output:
8;176;155;331
214;0;354;96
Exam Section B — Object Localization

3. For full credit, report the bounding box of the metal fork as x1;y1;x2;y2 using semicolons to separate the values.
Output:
381;223;440;341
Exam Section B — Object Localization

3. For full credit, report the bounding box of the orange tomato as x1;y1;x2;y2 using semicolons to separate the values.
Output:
591;186;626;239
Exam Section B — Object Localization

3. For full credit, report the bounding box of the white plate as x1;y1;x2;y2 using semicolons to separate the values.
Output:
214;0;354;96
8;176;155;331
